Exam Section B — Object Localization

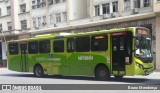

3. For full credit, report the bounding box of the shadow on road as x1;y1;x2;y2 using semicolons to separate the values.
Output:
1;73;159;84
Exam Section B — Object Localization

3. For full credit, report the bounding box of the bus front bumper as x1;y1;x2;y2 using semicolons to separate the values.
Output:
144;68;154;75
135;67;154;75
135;64;154;75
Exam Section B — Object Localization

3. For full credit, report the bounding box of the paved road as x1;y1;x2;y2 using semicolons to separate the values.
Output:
0;68;160;84
0;68;160;93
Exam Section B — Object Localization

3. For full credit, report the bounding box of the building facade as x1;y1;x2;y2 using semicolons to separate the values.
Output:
0;0;160;70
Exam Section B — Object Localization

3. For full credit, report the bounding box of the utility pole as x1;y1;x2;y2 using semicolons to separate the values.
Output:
0;29;7;50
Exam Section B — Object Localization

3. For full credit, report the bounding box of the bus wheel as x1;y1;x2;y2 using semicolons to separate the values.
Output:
114;75;124;79
34;65;44;77
95;66;110;81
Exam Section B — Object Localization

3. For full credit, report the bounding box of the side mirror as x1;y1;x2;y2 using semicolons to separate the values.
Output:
153;51;156;54
135;39;140;48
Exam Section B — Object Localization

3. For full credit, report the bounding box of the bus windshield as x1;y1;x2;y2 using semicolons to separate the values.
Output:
135;28;152;59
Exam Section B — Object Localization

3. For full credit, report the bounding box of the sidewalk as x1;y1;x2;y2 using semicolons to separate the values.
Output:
0;67;31;74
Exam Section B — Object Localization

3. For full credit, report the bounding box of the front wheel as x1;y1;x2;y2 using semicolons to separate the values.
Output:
34;65;44;77
95;66;110;81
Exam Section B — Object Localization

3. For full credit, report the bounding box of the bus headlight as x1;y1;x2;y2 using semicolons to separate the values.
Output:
136;62;143;69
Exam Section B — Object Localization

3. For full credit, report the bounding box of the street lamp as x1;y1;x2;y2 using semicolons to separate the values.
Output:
0;28;7;50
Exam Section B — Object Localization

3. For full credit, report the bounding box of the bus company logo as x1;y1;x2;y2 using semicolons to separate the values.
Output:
36;57;61;62
78;55;93;61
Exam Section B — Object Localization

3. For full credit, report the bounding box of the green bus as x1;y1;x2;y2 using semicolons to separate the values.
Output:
7;27;154;80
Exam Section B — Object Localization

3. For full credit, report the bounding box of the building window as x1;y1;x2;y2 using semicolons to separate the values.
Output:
62;12;67;22
53;40;64;52
50;14;54;24
112;1;118;12
42;16;47;26
41;0;46;7
21;20;27;30
157;0;160;3
0;8;1;16
124;0;131;11
95;5;100;16
55;13;61;23
7;22;12;31
20;4;26;13
33;18;37;28
38;17;41;27
39;40;50;53
0;24;2;31
134;0;140;8
144;0;151;7
67;38;75;52
32;0;36;9
28;41;38;54
7;6;11;15
32;0;36;4
48;0;53;5
62;0;66;2
102;3;110;14
37;0;41;8
55;0;60;4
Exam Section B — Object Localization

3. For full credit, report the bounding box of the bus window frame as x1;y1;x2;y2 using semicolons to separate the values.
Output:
75;36;91;52
28;41;39;54
91;35;108;51
39;40;51;53
53;40;65;53
67;38;75;52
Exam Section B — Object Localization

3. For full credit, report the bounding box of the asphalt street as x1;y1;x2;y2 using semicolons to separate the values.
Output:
0;68;160;93
0;68;160;84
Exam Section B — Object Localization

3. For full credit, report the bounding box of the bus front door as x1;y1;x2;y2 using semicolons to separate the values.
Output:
111;34;126;75
20;43;28;72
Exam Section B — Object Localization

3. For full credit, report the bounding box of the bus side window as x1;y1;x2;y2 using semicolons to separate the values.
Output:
91;35;108;51
75;37;90;52
67;38;75;52
28;41;38;54
39;40;50;53
53;40;64;52
9;43;19;55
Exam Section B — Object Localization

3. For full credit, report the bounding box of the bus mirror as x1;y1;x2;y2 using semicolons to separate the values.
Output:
133;48;138;53
135;39;140;48
152;51;156;54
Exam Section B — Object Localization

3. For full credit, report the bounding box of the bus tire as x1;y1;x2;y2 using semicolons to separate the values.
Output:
34;65;44;77
95;66;110;81
114;75;124;79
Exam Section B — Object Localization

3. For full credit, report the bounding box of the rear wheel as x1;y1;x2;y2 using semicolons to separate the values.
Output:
34;65;44;77
114;75;124;79
95;66;110;81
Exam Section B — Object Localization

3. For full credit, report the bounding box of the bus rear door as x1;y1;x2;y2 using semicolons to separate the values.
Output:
20;42;28;72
